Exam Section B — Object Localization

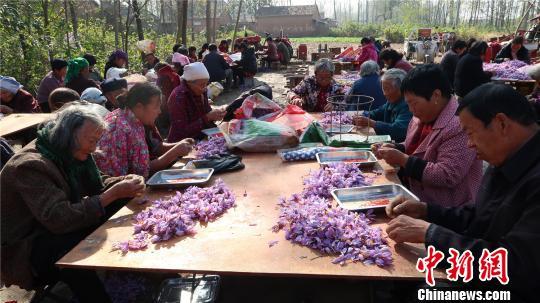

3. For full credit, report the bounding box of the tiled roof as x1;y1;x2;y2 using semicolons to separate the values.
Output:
256;5;319;17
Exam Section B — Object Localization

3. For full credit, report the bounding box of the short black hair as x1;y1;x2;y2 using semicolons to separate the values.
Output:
468;41;488;56
177;47;188;55
401;64;452;100
457;83;537;126
379;48;403;63
51;59;68;71
201;43;209;50
82;54;96;66
466;38;477;49
173;43;182;52
188;46;196;52
48;87;80;110
208;44;218;52
452;40;467;51
512;36;524;45
121;82;162;109
360;37;371;45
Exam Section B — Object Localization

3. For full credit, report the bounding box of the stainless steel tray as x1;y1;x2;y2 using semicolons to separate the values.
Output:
147;168;214;188
316;150;377;167
324;124;355;134
331;184;419;211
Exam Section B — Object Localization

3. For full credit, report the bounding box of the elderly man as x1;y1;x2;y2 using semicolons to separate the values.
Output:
287;58;346;112
385;83;540;301
0;76;40;114
353;68;412;142
349;60;386;110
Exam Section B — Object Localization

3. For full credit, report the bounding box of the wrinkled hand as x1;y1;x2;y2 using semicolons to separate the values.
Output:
172;139;194;156
376;147;409;167
386;195;427;219
371;142;396;155
206;108;226;121
290;98;304;107
109;177;146;199
386;215;430;243
352;115;375;127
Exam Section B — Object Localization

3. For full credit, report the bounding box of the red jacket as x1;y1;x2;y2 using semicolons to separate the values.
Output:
167;80;214;143
355;43;379;66
156;65;181;111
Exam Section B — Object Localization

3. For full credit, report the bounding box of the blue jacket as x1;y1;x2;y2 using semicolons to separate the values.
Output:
364;98;412;142
349;74;386;110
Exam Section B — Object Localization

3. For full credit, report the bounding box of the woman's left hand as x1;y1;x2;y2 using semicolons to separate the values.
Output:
352;116;375;127
377;147;409;167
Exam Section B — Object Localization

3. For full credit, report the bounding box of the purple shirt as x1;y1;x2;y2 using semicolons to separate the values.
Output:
37;71;63;105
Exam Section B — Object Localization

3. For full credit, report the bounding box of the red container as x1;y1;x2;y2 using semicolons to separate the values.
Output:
298;44;308;61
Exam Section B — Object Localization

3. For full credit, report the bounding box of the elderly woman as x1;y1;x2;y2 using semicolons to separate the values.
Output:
287;58;346;112
65;57;100;95
1;106;145;302
353;68;412;142
373;64;483;207
104;50;128;79
95;82;194;178
348;60;386;110
167;62;226;142
0;76;41;114
379;48;413;72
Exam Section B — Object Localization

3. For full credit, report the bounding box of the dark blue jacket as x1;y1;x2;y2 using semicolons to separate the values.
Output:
364;98;412;142
203;51;230;82
349;74;386;110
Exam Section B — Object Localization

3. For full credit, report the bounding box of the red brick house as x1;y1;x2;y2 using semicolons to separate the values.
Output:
255;5;330;37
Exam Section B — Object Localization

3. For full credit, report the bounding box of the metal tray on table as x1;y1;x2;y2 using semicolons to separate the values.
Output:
316;150;377;168
147;168;214;188
331;184;419;211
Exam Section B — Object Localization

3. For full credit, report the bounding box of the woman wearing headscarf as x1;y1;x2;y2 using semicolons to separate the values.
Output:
167;62;226;142
103;50;128;79
95;82;193;178
65;57;100;95
0;76;41;114
1;105;145;302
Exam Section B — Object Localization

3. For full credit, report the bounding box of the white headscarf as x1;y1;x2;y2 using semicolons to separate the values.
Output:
181;62;210;81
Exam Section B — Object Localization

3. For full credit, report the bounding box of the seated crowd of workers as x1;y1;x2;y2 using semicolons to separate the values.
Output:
1;34;539;302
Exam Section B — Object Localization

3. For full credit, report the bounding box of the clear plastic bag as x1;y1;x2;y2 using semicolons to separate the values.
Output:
219;119;299;152
233;93;282;120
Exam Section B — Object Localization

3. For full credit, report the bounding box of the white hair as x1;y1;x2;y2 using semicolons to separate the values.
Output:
381;68;407;89
359;60;380;77
314;58;335;74
42;105;107;152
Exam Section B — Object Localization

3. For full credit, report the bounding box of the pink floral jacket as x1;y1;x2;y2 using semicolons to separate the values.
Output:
95;108;151;178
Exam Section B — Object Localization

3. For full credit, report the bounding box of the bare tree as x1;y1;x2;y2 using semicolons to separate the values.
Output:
42;0;53;60
63;0;71;57
114;0;120;49
205;0;212;43
68;0;80;49
176;0;182;43
133;0;145;41
182;0;188;45
212;0;217;43
232;0;243;44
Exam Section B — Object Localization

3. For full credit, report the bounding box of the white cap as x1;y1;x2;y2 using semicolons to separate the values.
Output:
81;87;107;105
181;62;210;81
106;67;128;80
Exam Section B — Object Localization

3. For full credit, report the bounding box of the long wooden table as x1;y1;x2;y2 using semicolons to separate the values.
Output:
58;151;444;281
0;113;54;137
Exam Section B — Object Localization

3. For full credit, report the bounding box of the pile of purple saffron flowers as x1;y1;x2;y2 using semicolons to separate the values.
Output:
319;111;353;127
273;163;392;267
302;162;373;199
195;137;228;159
483;60;531;80
114;179;236;253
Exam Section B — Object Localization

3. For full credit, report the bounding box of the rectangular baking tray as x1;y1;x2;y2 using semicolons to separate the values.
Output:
147;168;214;188
316;150;377;167
324;124;355;134
331;184;419;211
